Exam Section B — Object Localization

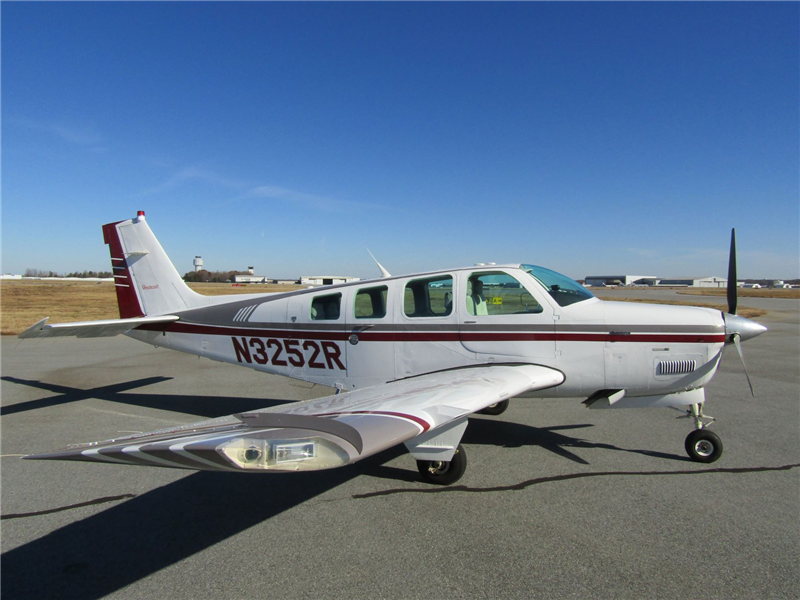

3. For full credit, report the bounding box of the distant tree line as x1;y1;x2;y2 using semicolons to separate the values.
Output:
24;268;112;278
183;269;249;283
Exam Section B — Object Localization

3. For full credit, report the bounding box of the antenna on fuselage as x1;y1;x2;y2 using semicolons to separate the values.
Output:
367;249;391;278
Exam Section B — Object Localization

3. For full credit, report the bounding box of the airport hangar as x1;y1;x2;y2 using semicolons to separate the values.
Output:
584;275;727;287
232;274;361;286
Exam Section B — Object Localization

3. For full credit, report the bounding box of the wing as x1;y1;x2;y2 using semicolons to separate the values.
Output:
19;315;179;339
25;364;564;472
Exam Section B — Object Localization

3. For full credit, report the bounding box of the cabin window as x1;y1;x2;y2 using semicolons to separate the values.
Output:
310;293;342;320
354;286;388;319
404;275;453;318
466;272;543;316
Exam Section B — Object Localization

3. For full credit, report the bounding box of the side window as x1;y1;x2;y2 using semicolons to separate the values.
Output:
466;272;542;316
354;286;388;319
310;293;342;320
404;275;453;318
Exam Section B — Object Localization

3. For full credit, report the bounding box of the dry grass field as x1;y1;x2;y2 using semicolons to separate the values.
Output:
0;280;303;336
1;279;769;336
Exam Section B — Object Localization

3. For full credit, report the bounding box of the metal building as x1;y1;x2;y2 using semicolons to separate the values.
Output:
584;275;657;287
300;275;360;287
656;277;727;288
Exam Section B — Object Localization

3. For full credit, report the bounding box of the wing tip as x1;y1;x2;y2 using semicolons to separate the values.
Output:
18;317;51;339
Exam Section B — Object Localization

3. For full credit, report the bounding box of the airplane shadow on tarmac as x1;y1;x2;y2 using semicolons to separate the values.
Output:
0;376;291;417
464;416;686;463
2;418;674;600
361;416;688;484
0;455;404;600
1;379;686;599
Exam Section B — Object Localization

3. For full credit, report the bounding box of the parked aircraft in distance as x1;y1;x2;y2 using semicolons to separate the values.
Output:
20;212;766;484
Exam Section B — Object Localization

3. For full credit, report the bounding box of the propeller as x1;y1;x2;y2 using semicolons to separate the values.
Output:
722;228;766;396
727;228;737;315
730;332;755;396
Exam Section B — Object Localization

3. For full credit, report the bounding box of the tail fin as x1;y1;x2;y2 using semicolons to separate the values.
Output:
103;211;203;317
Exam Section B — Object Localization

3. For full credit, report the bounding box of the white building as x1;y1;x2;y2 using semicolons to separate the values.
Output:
300;275;360;287
585;275;728;287
233;275;269;284
584;275;657;287
656;277;727;288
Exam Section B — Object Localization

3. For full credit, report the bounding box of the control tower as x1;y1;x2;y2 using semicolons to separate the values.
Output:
193;256;204;272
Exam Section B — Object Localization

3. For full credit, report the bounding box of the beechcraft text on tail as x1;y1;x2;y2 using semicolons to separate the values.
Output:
20;212;766;485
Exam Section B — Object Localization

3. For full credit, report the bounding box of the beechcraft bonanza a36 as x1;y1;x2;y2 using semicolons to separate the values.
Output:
21;211;767;484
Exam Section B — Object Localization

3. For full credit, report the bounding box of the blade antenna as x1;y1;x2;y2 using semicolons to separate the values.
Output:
367;249;391;278
727;228;737;315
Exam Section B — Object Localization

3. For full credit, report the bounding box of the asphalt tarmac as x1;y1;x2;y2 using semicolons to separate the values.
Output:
2;292;798;599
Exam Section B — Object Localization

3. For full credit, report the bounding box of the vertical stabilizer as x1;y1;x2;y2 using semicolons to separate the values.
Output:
103;211;203;317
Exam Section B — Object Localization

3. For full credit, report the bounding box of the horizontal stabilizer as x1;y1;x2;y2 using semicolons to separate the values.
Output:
19;315;179;339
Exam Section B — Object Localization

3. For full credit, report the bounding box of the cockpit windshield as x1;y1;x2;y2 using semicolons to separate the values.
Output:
522;264;594;307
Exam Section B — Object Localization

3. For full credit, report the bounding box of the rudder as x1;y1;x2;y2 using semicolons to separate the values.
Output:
103;211;203;317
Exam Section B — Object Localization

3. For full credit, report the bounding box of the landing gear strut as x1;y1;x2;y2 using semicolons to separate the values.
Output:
682;402;723;463
416;444;467;485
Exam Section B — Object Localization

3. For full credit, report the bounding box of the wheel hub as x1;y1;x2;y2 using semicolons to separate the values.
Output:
694;440;714;457
428;461;448;475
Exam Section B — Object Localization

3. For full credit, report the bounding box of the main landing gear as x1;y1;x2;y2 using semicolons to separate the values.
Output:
478;399;509;416
682;402;723;463
416;444;467;485
413;401;506;484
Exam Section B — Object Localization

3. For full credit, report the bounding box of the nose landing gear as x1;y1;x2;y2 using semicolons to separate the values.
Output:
681;402;723;463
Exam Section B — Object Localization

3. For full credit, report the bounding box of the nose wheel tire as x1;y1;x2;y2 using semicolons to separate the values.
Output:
685;429;723;463
417;444;467;485
478;399;509;416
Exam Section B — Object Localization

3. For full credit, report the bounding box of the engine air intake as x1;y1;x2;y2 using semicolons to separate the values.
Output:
657;359;697;376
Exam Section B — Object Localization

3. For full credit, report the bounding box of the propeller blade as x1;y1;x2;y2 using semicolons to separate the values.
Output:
731;333;755;397
727;228;737;315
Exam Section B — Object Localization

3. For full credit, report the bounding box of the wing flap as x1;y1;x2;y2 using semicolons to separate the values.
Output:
26;364;563;473
19;315;179;339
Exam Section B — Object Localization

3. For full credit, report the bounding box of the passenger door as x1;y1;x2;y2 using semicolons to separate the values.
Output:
458;269;556;361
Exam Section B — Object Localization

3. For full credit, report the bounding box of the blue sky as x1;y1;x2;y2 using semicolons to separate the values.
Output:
3;2;798;280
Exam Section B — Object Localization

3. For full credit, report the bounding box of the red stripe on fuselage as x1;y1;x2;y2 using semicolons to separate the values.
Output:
135;322;725;344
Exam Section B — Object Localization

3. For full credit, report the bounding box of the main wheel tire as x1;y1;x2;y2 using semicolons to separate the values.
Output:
685;429;723;463
416;444;467;485
478;399;509;416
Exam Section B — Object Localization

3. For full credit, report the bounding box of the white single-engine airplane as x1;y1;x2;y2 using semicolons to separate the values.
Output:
21;211;766;484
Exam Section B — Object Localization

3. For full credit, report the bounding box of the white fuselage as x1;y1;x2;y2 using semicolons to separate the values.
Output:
127;265;726;400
